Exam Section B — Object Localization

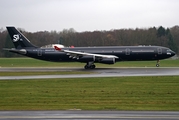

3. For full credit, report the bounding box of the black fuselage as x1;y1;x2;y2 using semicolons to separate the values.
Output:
23;45;175;63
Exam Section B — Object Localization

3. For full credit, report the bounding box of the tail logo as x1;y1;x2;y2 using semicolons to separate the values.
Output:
13;34;20;42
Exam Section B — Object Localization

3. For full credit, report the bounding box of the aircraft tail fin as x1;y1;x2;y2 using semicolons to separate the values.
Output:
6;27;37;49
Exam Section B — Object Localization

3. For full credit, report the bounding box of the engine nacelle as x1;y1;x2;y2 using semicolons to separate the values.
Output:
100;58;115;64
78;55;95;62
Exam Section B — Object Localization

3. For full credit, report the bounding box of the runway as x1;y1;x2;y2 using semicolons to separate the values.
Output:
0;111;179;120
0;67;179;80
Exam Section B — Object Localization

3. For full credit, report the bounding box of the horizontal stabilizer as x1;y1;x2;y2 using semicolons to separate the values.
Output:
3;48;27;54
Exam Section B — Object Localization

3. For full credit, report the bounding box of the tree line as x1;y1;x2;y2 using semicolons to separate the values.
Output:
0;26;179;57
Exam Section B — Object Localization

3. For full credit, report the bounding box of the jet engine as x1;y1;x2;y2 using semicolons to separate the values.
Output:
100;58;115;64
78;55;95;62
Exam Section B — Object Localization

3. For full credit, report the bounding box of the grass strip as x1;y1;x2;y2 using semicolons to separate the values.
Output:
0;71;93;76
0;76;179;110
0;58;179;67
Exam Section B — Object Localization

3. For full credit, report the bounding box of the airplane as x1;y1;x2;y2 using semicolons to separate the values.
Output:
4;27;176;69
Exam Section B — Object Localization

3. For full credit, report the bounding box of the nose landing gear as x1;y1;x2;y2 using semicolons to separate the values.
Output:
156;60;160;67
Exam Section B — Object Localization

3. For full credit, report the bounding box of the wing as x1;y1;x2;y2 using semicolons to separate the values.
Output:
54;46;118;60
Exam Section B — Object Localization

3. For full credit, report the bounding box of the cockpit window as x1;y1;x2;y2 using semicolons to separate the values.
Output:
166;49;173;55
167;49;172;52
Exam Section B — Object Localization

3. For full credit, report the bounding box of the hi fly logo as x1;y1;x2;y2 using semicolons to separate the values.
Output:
13;34;21;42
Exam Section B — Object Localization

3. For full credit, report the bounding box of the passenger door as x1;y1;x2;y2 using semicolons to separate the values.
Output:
37;49;42;56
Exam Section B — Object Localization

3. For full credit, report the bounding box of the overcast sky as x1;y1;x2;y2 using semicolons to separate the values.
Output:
0;0;179;32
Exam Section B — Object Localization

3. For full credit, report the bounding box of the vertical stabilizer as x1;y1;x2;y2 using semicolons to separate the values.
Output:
6;27;37;49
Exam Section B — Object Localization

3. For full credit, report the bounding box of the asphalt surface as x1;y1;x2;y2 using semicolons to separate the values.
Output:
0;111;179;120
0;67;179;80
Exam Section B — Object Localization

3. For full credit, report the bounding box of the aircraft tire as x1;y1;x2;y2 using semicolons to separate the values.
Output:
156;64;160;67
90;65;96;69
84;65;96;69
84;65;89;69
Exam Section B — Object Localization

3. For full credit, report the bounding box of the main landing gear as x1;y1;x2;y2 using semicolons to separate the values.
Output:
156;60;160;67
84;62;96;69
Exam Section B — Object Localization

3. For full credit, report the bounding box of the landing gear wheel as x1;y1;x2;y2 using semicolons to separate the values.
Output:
84;62;96;69
90;65;96;69
84;65;89;69
156;64;160;67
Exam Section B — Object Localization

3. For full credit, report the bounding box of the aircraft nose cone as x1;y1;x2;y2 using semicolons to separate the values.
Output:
171;50;176;56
